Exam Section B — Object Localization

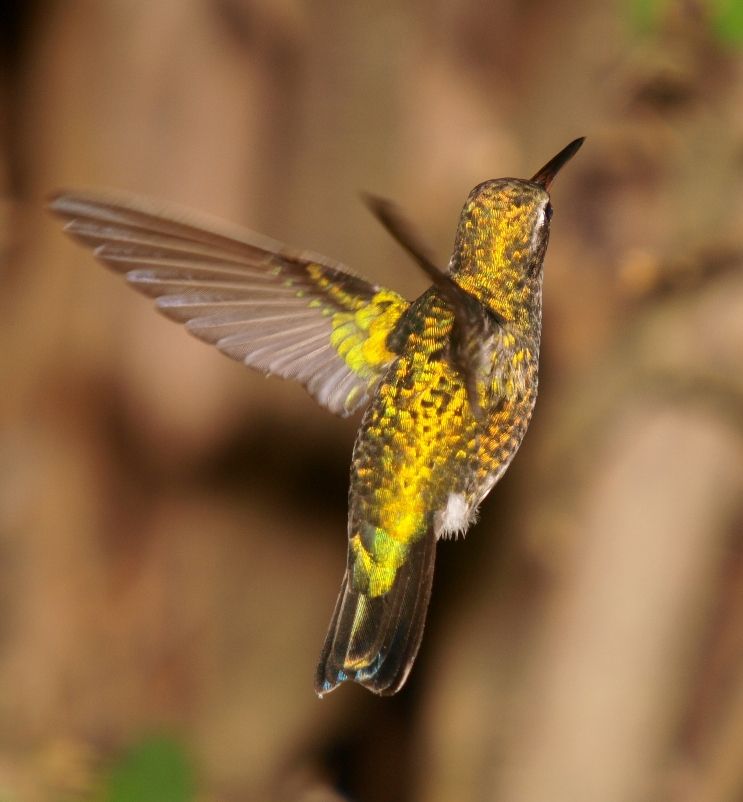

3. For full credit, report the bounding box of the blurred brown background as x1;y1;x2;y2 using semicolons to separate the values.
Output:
2;1;743;800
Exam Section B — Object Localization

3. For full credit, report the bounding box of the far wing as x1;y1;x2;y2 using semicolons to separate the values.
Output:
363;193;503;420
49;191;409;416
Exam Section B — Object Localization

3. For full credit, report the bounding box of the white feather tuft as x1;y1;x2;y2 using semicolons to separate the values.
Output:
435;492;477;540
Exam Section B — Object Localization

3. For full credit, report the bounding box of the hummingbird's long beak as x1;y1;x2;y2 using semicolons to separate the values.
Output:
530;137;585;189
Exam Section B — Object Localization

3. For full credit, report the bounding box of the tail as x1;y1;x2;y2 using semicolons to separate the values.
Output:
315;531;436;697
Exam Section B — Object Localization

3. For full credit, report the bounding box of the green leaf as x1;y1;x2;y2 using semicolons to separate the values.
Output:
104;736;195;802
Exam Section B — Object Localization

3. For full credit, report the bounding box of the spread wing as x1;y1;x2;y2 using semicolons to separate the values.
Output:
49;190;410;416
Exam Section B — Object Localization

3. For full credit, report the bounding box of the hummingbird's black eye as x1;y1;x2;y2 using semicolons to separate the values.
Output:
545;203;553;221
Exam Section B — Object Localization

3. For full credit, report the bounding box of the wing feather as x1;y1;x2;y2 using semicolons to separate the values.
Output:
49;190;410;416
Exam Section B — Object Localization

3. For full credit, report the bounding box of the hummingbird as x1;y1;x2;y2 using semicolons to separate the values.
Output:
49;137;584;696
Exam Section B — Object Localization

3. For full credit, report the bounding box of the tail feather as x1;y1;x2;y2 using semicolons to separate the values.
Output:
315;531;436;696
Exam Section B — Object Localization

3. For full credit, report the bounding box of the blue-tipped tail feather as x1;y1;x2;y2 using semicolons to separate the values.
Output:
315;531;436;696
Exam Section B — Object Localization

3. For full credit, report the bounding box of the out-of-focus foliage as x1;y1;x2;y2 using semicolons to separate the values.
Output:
101;736;194;802
629;0;673;34
713;0;743;44
631;0;743;44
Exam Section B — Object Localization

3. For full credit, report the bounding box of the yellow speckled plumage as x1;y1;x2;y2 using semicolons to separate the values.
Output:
317;139;584;696
48;137;583;699
329;289;408;380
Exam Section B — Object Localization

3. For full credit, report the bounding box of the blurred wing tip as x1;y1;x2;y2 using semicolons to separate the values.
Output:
46;189;71;210
47;189;96;217
360;191;389;213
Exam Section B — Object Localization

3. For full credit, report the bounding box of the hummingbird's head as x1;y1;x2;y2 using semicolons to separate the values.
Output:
455;178;552;275
451;138;584;324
